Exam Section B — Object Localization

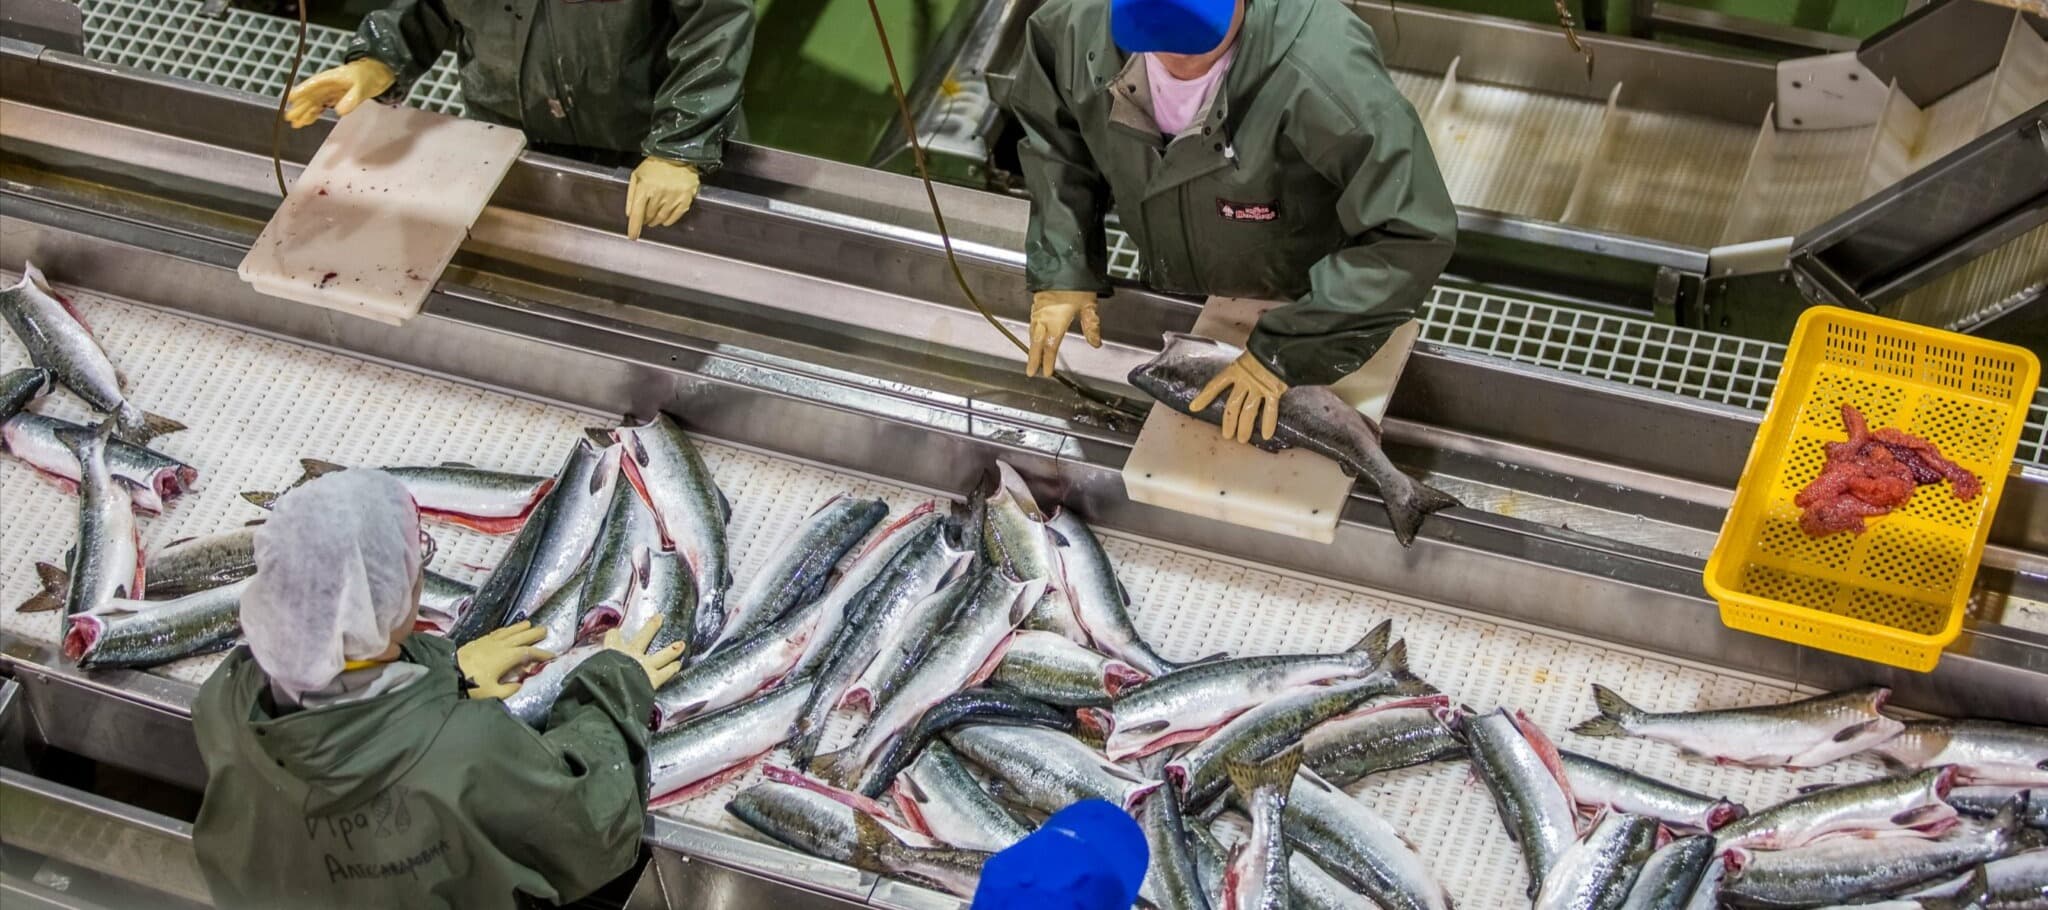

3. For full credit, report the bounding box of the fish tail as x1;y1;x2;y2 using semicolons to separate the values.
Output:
1571;684;1641;737
240;490;281;511
1383;476;1461;548
1347;618;1395;662
1225;743;1304;805
1924;866;1989;910
809;746;863;790
296;458;347;485
127;411;185;445
1377;640;1436;697
52;417;115;458
16;562;68;613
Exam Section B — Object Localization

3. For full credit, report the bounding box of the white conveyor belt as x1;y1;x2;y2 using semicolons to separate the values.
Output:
1;274;1903;908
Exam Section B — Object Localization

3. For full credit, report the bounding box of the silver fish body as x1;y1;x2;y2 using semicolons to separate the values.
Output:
1304;705;1464;788
65;579;246;669
647;680;814;807
1948;786;2048;829
1535;812;1659;910
894;741;1027;853
988;629;1149;708
1467;708;1582;896
1868;720;2048;787
415;570;477;633
1128;334;1459;547
788;505;944;676
821;572;1042;793
982;463;1083;640
499;645;603;729
1284;769;1451;910
848;556;980;711
1715;767;1957;851
1;264;173;442
716;494;887;650
1171;644;1431;812
5;413;196;514
858;686;1074;800
580;479;659;633
1561;751;1747;833
614;414;730;652
57;420;143;616
1908;852;2048;909
1723;805;2034;909
1290;854;1377;910
1571;685;1903;769
1683;853;1734;910
654;595;826;724
292;458;554;534
1226;746;1303;910
787;517;969;764
727;781;991;897
1046;507;1177;676
942;724;1163;813
145;526;259;598
450;439;620;644
1617;836;1717;910
1138;754;1215;910
526;564;595;655
0;367;50;423
1106;619;1392;760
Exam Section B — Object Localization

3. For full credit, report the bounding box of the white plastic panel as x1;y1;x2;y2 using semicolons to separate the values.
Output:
1425;82;1608;222
0;274;1923;910
1564;108;1756;248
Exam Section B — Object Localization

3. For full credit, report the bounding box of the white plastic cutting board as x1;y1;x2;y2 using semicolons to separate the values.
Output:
238;103;526;325
1123;298;1419;543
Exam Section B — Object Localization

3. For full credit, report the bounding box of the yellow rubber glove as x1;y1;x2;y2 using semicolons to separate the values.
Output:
603;616;690;689
283;59;396;128
456;621;553;700
1189;351;1288;444
626;158;701;240
1026;290;1102;378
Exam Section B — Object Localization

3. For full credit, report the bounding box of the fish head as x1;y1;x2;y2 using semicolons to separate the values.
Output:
62;614;103;663
989;462;1049;522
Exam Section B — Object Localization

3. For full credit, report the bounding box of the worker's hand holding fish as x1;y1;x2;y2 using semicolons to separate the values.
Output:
1025;290;1102;378
457;621;553;700
626;158;701;240
282;59;396;128
1189;350;1288;444
604;615;689;689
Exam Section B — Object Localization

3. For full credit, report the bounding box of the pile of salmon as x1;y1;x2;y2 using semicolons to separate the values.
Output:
1796;405;1980;536
8;262;2048;909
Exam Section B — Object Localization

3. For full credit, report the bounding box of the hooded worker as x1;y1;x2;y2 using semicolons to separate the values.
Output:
282;0;754;239
190;470;686;909
1003;0;1456;443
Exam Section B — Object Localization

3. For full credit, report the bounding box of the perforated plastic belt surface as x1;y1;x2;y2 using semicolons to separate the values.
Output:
2;275;1904;908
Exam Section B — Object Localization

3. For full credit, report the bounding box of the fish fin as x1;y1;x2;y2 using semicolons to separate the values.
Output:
132;412;185;444
52;417;114;456
1347;619;1394;661
1224;743;1304;805
16;591;62;613
439;461;479;469
296;458;346;483
35;561;69;596
1383;476;1461;548
1891;804;1952;828
1122;719;1171;737
1924;866;1990;910
1570;685;1641;738
584;427;617;448
1831;718;1883;743
717;487;733;526
809;747;862;790
239;490;281;511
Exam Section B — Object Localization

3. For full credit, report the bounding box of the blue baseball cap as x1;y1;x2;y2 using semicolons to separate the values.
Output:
1110;0;1235;54
972;800;1150;910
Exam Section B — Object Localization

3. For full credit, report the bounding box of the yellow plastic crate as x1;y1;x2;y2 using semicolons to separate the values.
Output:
1704;308;2039;672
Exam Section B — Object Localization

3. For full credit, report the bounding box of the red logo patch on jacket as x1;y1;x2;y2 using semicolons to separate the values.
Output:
1217;200;1279;222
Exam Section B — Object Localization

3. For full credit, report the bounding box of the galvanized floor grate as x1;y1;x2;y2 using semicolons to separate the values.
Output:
68;0;2048;471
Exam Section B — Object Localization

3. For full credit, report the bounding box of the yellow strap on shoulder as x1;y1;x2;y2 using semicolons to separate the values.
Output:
342;658;387;672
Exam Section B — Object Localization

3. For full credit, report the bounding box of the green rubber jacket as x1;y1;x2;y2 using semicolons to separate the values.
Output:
347;0;753;169
1000;0;1457;386
191;635;656;909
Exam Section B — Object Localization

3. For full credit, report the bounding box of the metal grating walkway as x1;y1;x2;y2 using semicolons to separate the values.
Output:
65;0;2048;471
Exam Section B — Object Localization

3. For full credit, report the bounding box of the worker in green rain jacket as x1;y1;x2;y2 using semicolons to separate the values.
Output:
1003;0;1456;443
282;0;754;239
191;471;686;909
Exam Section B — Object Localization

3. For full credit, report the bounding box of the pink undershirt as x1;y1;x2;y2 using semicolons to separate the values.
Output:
1143;47;1236;137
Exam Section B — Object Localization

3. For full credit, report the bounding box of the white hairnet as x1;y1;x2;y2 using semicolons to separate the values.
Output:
242;469;424;702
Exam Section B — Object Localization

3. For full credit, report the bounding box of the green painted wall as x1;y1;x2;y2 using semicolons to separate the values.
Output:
742;0;963;162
